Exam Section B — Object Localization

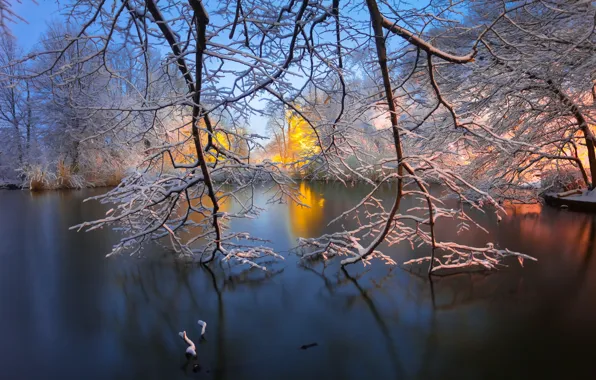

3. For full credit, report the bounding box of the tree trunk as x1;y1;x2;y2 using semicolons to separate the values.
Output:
340;0;404;266
546;80;596;188
25;81;32;153
580;127;596;189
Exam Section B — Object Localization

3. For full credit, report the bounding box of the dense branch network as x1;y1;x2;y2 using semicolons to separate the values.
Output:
4;0;592;273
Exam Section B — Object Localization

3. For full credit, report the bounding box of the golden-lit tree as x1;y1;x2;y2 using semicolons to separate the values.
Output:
167;117;249;167
267;106;320;170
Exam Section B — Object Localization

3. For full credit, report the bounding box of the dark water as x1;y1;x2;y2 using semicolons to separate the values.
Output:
1;183;596;379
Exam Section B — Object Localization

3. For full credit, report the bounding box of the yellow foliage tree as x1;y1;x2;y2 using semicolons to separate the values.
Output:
168;118;243;167
271;106;320;168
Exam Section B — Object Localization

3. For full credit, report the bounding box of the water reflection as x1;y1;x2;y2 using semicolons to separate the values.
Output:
1;186;596;379
340;267;404;378
504;202;542;216
173;190;231;245
287;182;325;238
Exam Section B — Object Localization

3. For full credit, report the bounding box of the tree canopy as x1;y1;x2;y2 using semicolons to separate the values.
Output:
1;0;594;272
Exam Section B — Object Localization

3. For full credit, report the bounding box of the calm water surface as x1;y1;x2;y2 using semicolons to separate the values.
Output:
1;183;596;379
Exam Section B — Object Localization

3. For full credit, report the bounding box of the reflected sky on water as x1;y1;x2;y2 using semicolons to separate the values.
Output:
1;183;595;379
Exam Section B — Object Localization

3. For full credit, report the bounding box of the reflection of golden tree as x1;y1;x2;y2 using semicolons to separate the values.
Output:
504;203;596;261
288;182;325;237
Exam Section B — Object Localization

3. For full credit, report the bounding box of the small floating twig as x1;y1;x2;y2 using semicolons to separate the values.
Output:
299;342;318;350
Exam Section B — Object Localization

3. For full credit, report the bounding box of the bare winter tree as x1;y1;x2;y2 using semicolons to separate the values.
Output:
0;0;23;35
9;0;578;273
23;0;308;269
0;35;34;179
428;1;596;197
296;0;541;273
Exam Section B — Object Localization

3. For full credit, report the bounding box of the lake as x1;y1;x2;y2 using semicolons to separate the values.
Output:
1;182;595;379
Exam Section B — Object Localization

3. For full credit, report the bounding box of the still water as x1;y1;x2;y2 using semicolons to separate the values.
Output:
1;183;596;379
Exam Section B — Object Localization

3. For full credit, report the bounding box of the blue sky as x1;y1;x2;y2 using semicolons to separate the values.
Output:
8;0;434;136
11;0;63;50
9;0;275;134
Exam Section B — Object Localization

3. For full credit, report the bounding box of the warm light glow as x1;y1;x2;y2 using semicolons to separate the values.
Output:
270;107;320;168
166;118;241;167
503;202;542;216
288;182;325;237
174;189;231;243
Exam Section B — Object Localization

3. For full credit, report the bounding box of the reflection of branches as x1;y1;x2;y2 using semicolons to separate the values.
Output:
298;260;363;295
219;261;285;290
540;216;596;317
107;259;285;374
341;266;404;378
202;263;226;379
297;262;404;376
406;268;524;312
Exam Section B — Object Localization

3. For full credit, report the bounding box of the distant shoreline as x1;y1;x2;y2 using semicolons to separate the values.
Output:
0;182;117;191
0;183;21;190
